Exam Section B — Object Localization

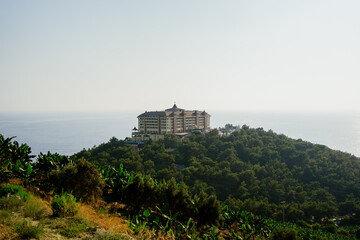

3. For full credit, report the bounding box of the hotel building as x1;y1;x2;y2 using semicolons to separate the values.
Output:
132;104;210;141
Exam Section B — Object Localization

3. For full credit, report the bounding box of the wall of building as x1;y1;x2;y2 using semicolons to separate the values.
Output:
135;106;210;139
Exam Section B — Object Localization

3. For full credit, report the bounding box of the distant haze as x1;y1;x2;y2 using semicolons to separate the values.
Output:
1;1;360;112
1;111;359;157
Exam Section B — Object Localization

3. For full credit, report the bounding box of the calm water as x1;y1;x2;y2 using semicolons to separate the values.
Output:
0;111;359;157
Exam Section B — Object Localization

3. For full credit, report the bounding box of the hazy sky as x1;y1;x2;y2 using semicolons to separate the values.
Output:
1;1;359;112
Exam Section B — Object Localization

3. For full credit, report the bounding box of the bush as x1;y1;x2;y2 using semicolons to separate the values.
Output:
195;191;222;226
356;229;360;239
23;195;47;219
13;219;44;239
270;228;299;240
90;232;126;240
319;220;337;233
0;196;24;210
51;193;80;217
32;152;77;192
0;184;29;200
0;209;12;224
58;217;95;238
0;135;33;183
49;158;104;202
296;219;311;229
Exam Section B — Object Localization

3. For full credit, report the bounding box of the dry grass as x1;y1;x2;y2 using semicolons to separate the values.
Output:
0;223;17;240
134;230;175;240
78;204;130;234
7;179;23;187
24;195;51;219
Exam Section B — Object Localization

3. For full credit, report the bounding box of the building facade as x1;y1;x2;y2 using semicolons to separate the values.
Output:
132;104;210;141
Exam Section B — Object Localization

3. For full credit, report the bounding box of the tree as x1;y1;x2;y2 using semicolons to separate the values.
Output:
195;191;222;226
48;158;104;202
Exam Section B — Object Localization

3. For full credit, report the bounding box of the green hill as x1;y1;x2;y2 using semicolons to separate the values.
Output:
75;125;360;222
2;127;360;239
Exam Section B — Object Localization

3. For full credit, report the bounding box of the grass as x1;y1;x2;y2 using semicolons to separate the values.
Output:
0;223;16;240
47;216;96;238
13;219;44;240
0;196;24;210
23;195;47;219
0;209;12;225
0;184;29;200
0;185;133;239
78;204;129;234
51;192;80;217
83;231;128;240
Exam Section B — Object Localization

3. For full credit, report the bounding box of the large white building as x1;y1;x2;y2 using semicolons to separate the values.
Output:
132;104;210;141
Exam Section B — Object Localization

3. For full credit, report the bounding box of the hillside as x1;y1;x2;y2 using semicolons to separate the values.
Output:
75;125;360;222
0;183;131;240
2;129;360;239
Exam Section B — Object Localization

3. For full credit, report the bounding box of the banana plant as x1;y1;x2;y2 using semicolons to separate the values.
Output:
98;163;137;202
0;135;34;183
33;152;76;174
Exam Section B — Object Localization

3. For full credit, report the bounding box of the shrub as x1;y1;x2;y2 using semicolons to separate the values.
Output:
23;195;47;219
0;196;24;210
13;219;44;239
90;231;126;240
49;158;104;202
270;228;299;240
32;152;77;192
0;184;29;200
195;191;222;226
51;193;80;217
0;209;12;224
296;219;311;229
121;174;156;212
319;220;337;233
356;229;360;239
58;217;95;238
0;135;33;183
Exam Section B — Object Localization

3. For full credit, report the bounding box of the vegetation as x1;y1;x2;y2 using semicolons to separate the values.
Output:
0;135;34;183
48;158;104;202
13;219;44;240
0;184;29;200
56;217;95;238
0;196;24;210
269;227;299;240
1;126;360;239
86;232;126;240
76;127;360;224
51;193;80;217
23;195;47;219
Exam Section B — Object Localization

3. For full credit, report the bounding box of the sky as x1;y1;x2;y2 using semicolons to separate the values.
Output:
1;0;360;112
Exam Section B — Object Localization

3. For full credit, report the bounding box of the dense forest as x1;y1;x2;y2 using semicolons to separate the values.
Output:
2;126;360;239
75;125;360;223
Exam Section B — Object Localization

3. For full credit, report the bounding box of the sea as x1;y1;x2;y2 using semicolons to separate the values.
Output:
0;111;359;158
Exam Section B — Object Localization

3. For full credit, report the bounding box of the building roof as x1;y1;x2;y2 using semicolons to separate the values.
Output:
138;111;166;118
165;104;184;112
138;105;210;118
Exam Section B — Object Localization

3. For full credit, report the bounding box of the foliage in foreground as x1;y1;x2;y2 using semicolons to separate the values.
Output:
13;219;44;240
57;217;95;238
269;227;299;240
0;135;34;184
23;195;47;219
0;196;24;210
86;232;126;240
2;133;360;239
48;158;105;202
101;163;222;226
51;193;80;217
0;184;29;200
